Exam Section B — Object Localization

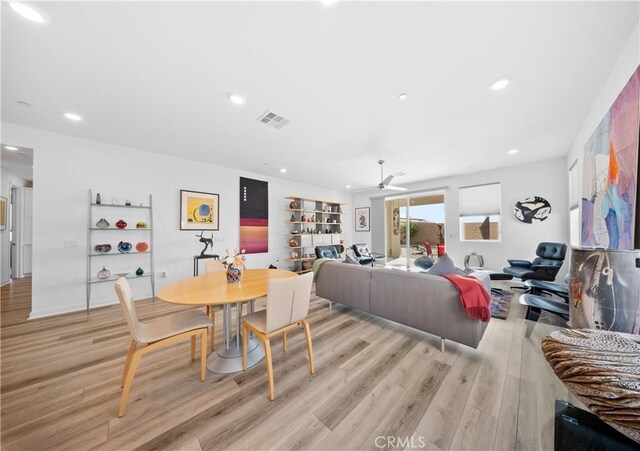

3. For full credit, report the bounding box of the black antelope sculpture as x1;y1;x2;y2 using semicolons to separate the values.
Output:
197;232;214;256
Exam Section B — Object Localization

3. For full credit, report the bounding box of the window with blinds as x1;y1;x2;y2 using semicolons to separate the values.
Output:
459;182;501;241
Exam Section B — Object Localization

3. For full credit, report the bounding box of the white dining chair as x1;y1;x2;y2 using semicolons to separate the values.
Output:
242;272;315;400
115;278;210;417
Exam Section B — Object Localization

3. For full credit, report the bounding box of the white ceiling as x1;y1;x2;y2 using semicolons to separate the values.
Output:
2;1;638;190
1;145;34;181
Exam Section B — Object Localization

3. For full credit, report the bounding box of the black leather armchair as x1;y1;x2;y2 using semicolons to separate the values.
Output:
315;245;344;260
503;242;567;282
351;244;385;266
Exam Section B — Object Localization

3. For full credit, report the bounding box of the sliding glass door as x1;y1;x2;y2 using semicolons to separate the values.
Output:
384;191;445;269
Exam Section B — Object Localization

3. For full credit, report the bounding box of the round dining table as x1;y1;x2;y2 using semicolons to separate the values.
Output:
157;268;297;374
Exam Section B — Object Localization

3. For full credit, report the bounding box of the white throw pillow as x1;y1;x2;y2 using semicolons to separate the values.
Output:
425;253;458;275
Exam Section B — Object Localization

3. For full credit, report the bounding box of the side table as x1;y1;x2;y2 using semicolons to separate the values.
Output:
193;254;220;276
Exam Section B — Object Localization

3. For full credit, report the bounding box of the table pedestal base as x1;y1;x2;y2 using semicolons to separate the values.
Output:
207;301;264;374
206;335;264;373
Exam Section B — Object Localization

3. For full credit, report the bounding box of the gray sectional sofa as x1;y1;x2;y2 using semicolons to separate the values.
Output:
314;261;489;349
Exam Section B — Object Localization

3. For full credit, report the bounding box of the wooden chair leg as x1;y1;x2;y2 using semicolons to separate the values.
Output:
190;335;196;361
242;323;248;371
210;309;215;352
263;336;275;400
282;330;287;352
121;340;137;388
200;329;207;382
301;320;315;374
119;350;142;417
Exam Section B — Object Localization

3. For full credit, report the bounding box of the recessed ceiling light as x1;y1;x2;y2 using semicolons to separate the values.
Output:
4;146;19;151
227;92;246;105
398;93;408;100
508;149;519;155
9;2;45;23
345;185;351;189
489;76;512;90
320;0;339;6
64;112;83;121
280;168;287;173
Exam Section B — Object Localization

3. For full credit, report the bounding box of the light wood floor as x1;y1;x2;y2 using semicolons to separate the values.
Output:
1;277;533;450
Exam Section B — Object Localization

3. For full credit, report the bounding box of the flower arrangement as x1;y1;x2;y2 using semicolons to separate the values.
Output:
222;248;246;269
222;249;246;283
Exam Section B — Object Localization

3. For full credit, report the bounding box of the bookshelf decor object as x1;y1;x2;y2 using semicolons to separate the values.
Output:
285;196;346;274
86;189;156;313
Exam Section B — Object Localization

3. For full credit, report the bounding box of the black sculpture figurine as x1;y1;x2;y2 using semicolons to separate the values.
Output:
196;231;215;256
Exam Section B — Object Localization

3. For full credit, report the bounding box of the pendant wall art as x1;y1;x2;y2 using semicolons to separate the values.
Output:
514;196;552;223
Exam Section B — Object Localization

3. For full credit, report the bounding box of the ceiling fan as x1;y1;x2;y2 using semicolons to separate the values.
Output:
375;160;407;191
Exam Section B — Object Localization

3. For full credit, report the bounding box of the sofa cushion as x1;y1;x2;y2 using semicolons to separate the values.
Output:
414;256;436;270
370;268;487;348
468;270;491;295
315;261;373;312
425;253;457;275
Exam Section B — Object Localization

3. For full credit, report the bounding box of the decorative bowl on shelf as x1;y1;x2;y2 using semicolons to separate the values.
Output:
97;266;111;280
135;267;144;276
116;219;127;229
289;201;298;209
94;244;112;253
135;242;149;252
136;221;147;229
117;241;132;253
96;218;110;229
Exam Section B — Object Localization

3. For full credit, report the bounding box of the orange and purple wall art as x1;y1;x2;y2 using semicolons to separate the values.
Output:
240;177;269;254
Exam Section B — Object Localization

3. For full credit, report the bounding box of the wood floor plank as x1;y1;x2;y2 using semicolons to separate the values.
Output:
466;324;513;418
415;344;483;450
315;379;405;450
1;275;540;451
269;414;331;451
494;375;520;451
359;359;451;450
448;404;498;451
313;334;417;430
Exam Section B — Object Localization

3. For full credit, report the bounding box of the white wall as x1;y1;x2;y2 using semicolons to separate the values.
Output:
565;22;639;243
0;168;30;285
351;157;570;278
1;123;351;318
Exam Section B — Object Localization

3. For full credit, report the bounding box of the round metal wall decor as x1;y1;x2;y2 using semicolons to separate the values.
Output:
514;196;551;223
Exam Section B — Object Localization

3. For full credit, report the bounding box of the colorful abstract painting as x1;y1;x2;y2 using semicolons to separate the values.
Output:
180;190;219;230
240;177;268;254
582;66;640;250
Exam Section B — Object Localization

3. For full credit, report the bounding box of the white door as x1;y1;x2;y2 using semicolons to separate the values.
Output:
10;188;18;278
21;188;33;275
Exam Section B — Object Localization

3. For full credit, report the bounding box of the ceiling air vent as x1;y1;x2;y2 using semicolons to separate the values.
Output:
257;110;291;129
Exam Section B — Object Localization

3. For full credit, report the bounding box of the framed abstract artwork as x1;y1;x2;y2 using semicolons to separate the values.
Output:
239;177;269;254
0;197;6;231
355;207;370;232
582;65;640;249
180;190;219;230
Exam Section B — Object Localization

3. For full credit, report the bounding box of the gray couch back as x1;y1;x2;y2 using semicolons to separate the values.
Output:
315;261;488;349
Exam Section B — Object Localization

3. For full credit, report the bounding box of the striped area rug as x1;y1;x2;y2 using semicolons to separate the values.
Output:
490;290;514;320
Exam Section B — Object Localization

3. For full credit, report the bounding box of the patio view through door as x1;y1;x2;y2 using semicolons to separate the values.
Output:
384;191;445;269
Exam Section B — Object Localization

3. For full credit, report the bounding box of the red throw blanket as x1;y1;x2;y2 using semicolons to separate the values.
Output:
442;274;491;322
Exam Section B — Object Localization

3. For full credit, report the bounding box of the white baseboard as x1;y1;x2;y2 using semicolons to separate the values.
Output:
28;294;152;320
1;279;10;287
